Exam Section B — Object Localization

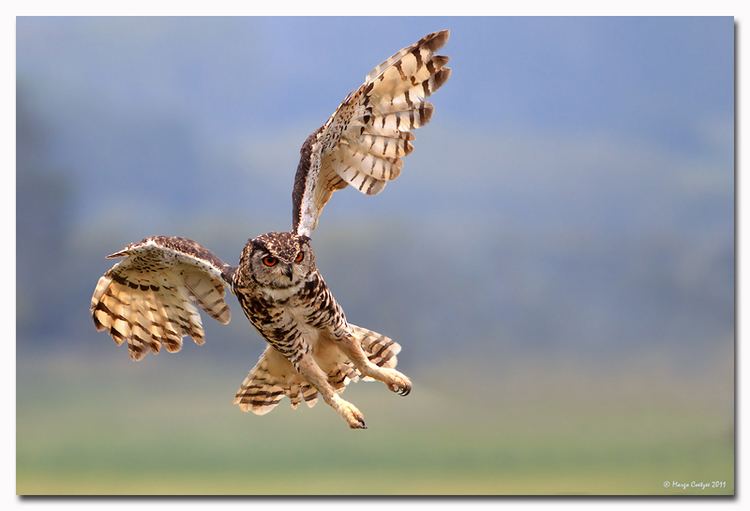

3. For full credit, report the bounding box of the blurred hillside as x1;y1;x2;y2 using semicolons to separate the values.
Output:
16;17;734;495
17;346;733;495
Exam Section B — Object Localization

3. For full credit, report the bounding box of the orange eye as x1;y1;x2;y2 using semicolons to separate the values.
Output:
262;256;278;267
295;252;304;263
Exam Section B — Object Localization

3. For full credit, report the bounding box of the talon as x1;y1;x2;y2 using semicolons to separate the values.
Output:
349;417;367;429
381;368;412;397
340;400;367;429
389;379;411;396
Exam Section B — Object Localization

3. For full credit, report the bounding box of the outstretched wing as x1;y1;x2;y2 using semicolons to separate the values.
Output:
292;30;451;236
90;236;235;360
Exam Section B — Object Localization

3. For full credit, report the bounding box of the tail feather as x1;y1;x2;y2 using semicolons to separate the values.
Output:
350;324;401;369
234;325;402;415
234;346;311;415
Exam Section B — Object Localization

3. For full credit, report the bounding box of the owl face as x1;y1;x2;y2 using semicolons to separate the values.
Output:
241;232;315;289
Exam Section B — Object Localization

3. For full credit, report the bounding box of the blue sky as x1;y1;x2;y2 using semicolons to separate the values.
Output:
16;17;734;356
16;17;733;226
17;16;732;142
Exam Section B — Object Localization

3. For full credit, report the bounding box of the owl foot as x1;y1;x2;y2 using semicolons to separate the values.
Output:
339;401;367;429
382;368;412;396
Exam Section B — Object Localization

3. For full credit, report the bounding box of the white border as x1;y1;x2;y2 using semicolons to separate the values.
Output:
4;1;746;510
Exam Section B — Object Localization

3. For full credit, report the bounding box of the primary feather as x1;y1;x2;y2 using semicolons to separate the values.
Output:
90;236;233;360
292;29;451;236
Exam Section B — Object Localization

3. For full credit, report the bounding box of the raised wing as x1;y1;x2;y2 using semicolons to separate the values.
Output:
90;236;235;360
292;30;451;236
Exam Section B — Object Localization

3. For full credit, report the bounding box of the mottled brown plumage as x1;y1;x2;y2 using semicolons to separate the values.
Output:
90;30;450;429
292;29;451;236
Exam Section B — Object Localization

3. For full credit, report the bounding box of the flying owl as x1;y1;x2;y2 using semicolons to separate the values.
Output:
90;30;451;429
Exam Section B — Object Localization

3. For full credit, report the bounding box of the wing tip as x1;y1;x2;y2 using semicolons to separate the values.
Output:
433;67;452;92
424;29;450;51
210;307;232;325
128;350;147;361
91;315;106;332
235;399;276;416
106;249;129;259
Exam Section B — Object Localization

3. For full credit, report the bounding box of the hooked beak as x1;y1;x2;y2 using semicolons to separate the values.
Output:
282;264;294;281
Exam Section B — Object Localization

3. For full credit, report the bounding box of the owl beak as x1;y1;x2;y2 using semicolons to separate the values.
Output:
283;264;294;281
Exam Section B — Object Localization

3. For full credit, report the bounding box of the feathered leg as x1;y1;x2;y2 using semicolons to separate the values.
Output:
296;351;367;429
336;325;412;396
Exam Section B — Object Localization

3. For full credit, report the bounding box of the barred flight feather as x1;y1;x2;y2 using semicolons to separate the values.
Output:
350;324;401;370
234;346;316;415
90;236;234;360
293;29;451;236
234;324;402;414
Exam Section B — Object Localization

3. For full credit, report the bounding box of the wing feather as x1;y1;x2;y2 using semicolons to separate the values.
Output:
90;236;235;360
292;30;451;236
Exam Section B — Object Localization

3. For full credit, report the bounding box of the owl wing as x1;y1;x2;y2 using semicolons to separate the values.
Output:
90;236;235;360
292;29;451;236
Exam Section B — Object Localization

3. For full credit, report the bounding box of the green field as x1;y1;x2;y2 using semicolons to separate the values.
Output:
17;349;734;495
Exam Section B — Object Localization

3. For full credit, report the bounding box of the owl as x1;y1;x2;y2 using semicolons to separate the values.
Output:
90;30;451;429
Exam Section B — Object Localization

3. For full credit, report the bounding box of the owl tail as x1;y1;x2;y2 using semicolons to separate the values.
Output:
349;324;401;370
234;326;402;415
234;345;320;415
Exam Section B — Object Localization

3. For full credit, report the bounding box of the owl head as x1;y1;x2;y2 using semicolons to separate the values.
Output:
240;231;315;288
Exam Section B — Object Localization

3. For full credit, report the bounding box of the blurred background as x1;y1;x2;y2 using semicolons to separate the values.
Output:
16;17;734;495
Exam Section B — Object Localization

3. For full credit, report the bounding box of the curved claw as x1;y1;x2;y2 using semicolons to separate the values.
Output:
390;380;412;396
339;399;367;429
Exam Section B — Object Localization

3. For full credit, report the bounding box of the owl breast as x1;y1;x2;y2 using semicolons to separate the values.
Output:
258;281;305;303
232;268;348;368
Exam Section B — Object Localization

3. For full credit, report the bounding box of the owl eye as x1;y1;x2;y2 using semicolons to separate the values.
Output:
294;252;304;263
262;256;278;267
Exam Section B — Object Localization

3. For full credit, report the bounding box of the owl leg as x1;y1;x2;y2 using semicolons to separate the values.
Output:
335;333;412;396
296;352;367;429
